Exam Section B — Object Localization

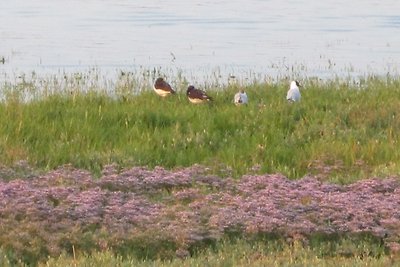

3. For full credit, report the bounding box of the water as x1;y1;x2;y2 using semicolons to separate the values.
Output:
1;0;400;82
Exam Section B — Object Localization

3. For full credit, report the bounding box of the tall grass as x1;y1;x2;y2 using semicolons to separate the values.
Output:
40;242;394;267
1;74;400;182
0;238;394;267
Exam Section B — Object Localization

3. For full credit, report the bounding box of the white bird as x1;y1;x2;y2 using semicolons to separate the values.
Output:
286;80;301;102
234;90;248;105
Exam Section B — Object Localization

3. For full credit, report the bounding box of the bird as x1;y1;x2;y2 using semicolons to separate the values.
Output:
186;85;213;103
234;90;248;105
286;80;302;102
153;77;176;97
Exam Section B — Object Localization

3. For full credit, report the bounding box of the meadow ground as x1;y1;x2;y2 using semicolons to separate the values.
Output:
1;72;400;266
1;73;400;182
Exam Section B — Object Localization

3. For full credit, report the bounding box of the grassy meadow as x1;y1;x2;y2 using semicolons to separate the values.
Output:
1;73;400;182
11;239;398;267
0;236;398;266
1;72;400;266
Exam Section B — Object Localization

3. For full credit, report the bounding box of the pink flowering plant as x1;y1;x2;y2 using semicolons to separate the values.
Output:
0;164;399;264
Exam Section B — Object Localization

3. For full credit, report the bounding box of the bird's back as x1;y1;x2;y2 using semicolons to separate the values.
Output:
287;87;301;102
187;86;212;103
153;78;175;97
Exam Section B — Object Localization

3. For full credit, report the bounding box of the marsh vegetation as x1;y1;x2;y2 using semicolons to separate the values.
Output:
1;72;400;266
1;72;400;182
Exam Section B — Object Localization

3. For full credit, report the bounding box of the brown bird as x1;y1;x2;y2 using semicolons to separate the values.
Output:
153;77;176;97
186;85;212;104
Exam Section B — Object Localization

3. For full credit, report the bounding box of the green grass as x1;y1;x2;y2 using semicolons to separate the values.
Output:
1;73;400;265
0;237;395;267
1;74;400;182
0;238;393;266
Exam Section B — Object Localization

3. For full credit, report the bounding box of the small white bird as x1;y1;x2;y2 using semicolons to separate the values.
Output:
286;80;302;102
234;90;248;105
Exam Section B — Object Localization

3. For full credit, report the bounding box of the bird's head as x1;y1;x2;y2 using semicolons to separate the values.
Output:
290;80;302;89
187;85;195;94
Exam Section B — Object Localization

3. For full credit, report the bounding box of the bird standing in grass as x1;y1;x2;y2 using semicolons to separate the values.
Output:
186;85;212;103
234;89;248;105
286;80;302;102
153;77;176;97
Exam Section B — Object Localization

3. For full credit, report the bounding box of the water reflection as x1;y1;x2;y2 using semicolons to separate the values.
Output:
0;0;399;81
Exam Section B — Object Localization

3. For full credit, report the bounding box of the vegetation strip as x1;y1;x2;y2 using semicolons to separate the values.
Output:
0;164;399;265
0;75;400;181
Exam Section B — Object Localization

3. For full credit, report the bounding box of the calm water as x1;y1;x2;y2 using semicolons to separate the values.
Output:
1;0;400;81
